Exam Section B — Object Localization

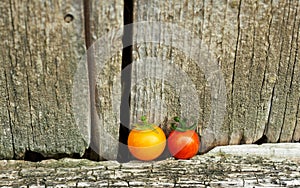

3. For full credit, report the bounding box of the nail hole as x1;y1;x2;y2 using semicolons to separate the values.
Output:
64;14;74;23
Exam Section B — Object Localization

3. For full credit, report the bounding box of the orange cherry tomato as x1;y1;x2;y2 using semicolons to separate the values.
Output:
128;125;166;161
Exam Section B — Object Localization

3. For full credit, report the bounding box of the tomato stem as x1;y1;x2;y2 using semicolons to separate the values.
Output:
171;117;198;132
140;115;147;123
133;116;158;133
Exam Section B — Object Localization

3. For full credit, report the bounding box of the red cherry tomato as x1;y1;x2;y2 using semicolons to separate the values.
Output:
167;130;200;159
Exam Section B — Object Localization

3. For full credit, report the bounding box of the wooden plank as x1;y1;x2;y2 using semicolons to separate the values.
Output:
274;1;300;142
88;0;124;160
132;0;300;152
230;0;282;144
131;0;229;152
1;0;299;160
209;143;300;161
0;0;87;159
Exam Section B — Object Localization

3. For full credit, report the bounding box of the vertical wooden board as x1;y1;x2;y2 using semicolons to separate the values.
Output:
132;0;300;152
131;0;209;129
278;1;300;142
252;0;283;144
217;0;240;147
202;0;239;147
0;0;87;159
230;0;277;144
0;0;30;159
131;0;169;126
229;0;256;144
266;1;300;142
132;0;229;152
89;0;123;160
0;71;14;158
198;0;230;149
0;1;14;159
132;0;169;125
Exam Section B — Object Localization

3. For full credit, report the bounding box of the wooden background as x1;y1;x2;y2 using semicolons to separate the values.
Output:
0;0;299;160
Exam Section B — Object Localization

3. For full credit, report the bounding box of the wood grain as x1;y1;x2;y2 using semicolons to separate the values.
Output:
131;0;300;152
88;0;123;160
0;0;299;160
0;0;87;159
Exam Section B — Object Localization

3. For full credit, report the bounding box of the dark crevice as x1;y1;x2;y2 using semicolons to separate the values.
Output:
82;147;102;161
292;98;300;141
24;150;44;162
83;0;92;49
231;0;242;98
223;0;230;144
239;134;246;145
117;0;134;163
24;150;81;162
25;70;35;144
254;135;268;145
229;0;242;142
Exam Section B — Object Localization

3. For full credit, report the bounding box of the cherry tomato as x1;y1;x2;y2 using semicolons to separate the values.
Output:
167;130;200;159
128;116;166;161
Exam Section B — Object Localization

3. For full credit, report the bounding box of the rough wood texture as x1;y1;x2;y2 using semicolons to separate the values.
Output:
88;0;123;160
1;0;299;160
0;0;88;159
0;0;124;160
0;0;122;160
1;148;300;187
131;0;300;152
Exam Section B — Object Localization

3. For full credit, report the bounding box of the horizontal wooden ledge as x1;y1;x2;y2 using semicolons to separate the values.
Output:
208;143;300;162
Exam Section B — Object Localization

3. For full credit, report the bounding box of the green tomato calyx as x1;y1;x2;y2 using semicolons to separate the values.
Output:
171;116;197;132
133;116;158;133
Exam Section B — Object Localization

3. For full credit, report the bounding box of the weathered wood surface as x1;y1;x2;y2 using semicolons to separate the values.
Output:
0;0;299;160
131;0;300;153
1;144;300;187
88;0;123;160
0;0;87;159
0;0;124;160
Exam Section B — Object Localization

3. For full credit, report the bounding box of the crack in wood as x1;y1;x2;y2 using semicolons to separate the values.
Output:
230;0;242;143
1;0;299;160
292;98;300;141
